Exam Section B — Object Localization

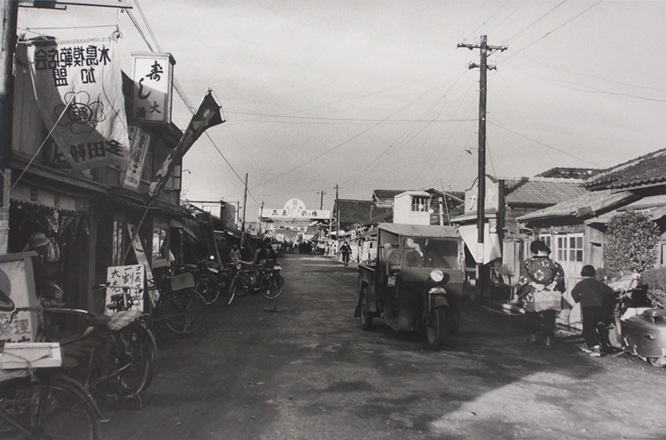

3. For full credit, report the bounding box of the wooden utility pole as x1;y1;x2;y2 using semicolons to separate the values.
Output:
240;173;248;249
457;35;507;296
0;1;18;254
318;190;326;210
258;201;264;235
335;185;340;244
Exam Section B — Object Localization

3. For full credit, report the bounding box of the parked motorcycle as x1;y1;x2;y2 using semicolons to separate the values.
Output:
611;286;666;368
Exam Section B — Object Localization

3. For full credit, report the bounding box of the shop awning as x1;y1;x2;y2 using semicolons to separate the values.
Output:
458;224;501;264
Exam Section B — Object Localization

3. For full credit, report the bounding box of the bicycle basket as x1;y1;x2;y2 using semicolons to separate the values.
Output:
170;272;195;290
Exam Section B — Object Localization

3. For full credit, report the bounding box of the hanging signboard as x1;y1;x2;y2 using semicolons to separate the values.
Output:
104;264;145;314
130;52;174;124
122;125;152;190
127;224;159;307
0;253;40;343
26;36;131;169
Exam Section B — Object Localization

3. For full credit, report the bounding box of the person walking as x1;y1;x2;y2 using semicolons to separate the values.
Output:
516;240;566;349
340;241;352;268
571;265;615;357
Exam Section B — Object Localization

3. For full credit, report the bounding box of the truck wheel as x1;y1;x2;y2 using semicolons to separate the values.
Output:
360;287;373;330
426;307;447;350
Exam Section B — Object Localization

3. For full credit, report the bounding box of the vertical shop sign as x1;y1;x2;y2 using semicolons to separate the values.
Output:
130;53;174;124
26;36;131;169
104;264;145;314
122;125;152;190
127;224;159;306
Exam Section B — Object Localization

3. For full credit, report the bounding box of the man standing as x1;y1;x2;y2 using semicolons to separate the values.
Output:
340;241;352;268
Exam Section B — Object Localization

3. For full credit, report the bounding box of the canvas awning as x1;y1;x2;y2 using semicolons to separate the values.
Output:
458;224;501;264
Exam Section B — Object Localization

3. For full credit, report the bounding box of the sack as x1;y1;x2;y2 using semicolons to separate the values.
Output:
524;289;562;312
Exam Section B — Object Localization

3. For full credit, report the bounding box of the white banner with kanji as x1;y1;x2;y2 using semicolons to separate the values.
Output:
27;36;131;169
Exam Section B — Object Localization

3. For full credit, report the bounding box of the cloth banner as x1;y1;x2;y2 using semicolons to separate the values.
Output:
148;90;224;196
27;36;131;169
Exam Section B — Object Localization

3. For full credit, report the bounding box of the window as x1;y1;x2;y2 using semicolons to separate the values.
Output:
556;233;583;262
411;196;430;212
376;197;393;207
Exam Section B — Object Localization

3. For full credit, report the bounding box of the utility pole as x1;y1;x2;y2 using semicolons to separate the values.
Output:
0;1;18;254
335;185;340;246
457;35;507;298
240;173;248;249
258;201;264;235
317;190;326;210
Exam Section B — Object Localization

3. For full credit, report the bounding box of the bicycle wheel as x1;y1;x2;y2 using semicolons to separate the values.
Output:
0;372;101;440
260;272;284;300
195;274;221;306
111;322;159;398
161;289;208;335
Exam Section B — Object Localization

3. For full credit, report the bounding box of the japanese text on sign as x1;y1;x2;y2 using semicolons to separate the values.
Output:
105;264;145;315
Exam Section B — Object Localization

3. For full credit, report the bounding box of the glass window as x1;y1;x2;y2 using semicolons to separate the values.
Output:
423;239;460;269
556;233;583;262
411;196;430;212
152;228;169;268
141;146;153;183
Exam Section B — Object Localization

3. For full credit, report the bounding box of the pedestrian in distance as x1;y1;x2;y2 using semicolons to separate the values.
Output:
516;240;566;349
340;241;352;268
571;265;615;357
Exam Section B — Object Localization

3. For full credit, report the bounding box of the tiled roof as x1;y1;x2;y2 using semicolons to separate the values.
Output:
373;189;409;199
504;178;587;206
517;190;638;224
536;167;600;180
583;148;666;191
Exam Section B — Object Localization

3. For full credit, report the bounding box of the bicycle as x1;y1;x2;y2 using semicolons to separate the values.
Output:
13;305;158;401
147;266;208;335
229;261;284;300
0;295;101;440
176;262;222;306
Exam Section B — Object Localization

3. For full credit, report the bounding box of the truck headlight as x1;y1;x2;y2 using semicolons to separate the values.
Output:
430;269;444;282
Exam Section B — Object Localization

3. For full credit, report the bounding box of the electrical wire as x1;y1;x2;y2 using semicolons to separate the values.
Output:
488;120;603;167
505;0;567;44
464;0;510;41
501;0;604;64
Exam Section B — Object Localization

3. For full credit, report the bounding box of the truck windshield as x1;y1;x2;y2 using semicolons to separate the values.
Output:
402;238;459;269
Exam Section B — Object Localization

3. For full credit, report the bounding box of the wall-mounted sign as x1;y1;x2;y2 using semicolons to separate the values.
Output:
130;52;174;124
465;175;502;214
122;125;152;190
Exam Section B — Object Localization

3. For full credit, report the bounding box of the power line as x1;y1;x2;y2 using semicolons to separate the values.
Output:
501;0;604;63
464;0;510;41
505;0;567;43
488;120;603;167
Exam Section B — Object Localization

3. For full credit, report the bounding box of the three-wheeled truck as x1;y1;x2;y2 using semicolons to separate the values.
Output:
357;224;466;350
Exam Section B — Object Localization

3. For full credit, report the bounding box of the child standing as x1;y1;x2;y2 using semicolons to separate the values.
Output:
571;265;615;357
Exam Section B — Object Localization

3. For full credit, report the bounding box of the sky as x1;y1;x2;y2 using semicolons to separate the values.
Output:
17;0;666;216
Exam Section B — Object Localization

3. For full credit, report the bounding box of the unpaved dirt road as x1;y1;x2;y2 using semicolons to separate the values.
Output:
102;253;665;440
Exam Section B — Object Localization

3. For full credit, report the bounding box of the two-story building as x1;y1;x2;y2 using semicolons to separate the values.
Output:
6;36;190;313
